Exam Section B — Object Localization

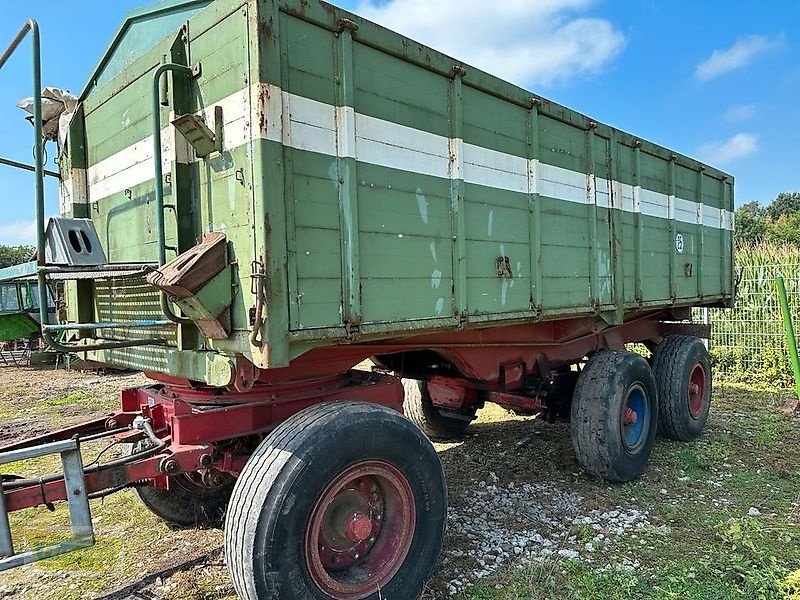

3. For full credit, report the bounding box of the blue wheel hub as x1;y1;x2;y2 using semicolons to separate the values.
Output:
621;384;649;452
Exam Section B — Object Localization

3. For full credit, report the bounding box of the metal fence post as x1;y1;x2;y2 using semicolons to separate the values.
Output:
776;276;800;400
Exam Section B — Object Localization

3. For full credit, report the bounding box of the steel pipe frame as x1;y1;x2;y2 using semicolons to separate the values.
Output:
0;20;167;353
152;62;194;326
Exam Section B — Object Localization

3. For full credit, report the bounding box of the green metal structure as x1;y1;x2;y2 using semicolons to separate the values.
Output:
1;0;729;386
0;281;51;343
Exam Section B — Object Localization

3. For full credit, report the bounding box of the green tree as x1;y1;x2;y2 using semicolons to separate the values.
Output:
0;245;34;269
766;213;800;246
734;201;767;245
766;192;800;221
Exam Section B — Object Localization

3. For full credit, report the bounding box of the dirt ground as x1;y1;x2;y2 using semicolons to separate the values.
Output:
2;365;800;600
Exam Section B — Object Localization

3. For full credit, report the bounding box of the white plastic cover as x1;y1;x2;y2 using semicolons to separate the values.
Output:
17;87;78;147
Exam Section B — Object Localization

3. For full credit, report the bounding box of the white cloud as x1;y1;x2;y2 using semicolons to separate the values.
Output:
354;0;626;87
695;35;781;81
696;133;759;165
724;104;756;122
0;220;38;245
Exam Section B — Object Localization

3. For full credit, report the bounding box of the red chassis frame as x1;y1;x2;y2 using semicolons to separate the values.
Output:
1;309;706;514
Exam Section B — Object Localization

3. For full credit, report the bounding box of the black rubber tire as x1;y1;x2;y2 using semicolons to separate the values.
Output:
402;378;476;439
651;335;712;442
127;442;234;527
570;351;659;482
134;476;234;527
224;401;447;600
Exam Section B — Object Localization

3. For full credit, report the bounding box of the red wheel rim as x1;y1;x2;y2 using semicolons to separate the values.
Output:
304;461;416;599
688;362;707;419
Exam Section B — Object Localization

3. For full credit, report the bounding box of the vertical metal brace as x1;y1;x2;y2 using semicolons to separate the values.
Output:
668;155;678;302
527;98;542;314
586;122;599;309
609;130;625;324
0;475;12;558
633;141;643;304
449;66;468;321
152;62;195;326
0;439;94;571
335;18;361;330
279;11;300;330
697;167;706;299
721;177;731;299
776;276;800;402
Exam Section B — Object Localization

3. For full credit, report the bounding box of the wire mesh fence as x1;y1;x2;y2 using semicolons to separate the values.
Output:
697;262;800;388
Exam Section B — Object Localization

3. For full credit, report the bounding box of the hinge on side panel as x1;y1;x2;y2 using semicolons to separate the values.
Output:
344;320;361;341
249;259;266;347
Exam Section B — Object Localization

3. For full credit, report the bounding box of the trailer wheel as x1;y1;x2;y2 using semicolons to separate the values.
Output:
134;474;234;526
652;336;712;441
402;378;476;439
225;401;446;600
570;351;658;482
127;443;234;526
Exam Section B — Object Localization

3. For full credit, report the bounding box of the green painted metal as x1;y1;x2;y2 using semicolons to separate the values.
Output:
775;276;800;401
81;0;211;96
0;261;37;283
173;266;233;320
45;0;735;382
0;314;39;343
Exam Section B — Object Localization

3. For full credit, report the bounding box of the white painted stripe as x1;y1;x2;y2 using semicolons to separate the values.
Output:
595;177;611;209
336;105;356;160
529;158;540;196
616;181;635;214
674;197;697;225
639;188;669;220
450;137;463;181
538;163;587;205
703;207;723;229
82;82;734;230
463;143;528;194
356;112;449;179
58;168;88;215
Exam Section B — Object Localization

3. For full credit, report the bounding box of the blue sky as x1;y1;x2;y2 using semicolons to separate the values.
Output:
0;0;797;245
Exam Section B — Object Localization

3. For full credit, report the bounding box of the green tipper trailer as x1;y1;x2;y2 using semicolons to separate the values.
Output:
0;1;732;597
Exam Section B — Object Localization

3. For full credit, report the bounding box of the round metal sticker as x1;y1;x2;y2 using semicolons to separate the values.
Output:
675;233;685;254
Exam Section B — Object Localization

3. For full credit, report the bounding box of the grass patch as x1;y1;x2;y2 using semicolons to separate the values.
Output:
43;392;94;407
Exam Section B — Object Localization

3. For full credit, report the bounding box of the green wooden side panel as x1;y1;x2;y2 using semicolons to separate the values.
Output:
353;42;451;138
462;86;528;158
357;165;454;324
289;149;342;329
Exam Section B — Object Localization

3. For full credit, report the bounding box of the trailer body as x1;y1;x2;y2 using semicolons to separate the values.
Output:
51;0;734;384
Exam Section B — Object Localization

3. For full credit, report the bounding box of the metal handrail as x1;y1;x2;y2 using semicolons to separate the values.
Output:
0;20;168;353
152;62;193;325
0;156;59;179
